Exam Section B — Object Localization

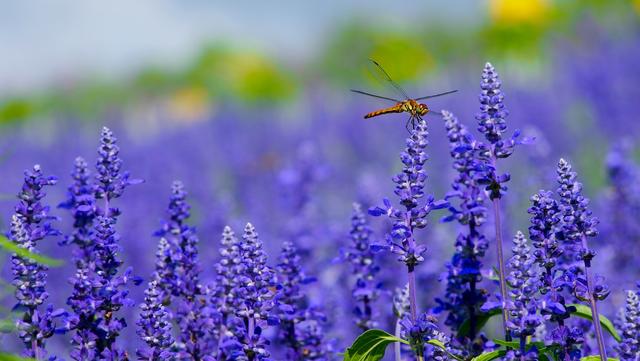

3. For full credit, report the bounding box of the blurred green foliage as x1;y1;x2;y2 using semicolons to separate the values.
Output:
0;236;63;267
0;0;637;124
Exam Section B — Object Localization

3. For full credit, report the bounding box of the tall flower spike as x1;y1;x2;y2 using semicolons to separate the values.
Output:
231;223;278;360
92;215;134;360
136;280;176;360
526;189;581;359
344;202;380;331
438;110;489;350
59;157;97;257
401;312;452;360
95;127;141;215
369;119;447;342
275;241;306;354
212;226;242;359
616;287;639;360
275;241;330;360
66;128;139;361
11;165;64;359
155;181;211;359
476;62;509;146
475;63;525;342
505;232;541;346
556;158;608;360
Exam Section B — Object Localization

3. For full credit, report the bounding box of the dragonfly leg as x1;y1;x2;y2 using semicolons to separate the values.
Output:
405;117;412;133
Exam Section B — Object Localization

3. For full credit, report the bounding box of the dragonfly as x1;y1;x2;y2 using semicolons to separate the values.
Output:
351;59;457;131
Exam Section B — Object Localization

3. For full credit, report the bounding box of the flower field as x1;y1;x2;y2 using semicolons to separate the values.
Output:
0;2;639;361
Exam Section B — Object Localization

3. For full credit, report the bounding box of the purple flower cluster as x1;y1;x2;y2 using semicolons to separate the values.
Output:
556;158;610;358
343;202;380;331
616;285;640;360
61;127;140;361
369;120;447;269
505;231;541;345
10;165;65;359
153;181;212;360
136;280;176;360
437;110;489;351
275;241;330;360
4;56;640;361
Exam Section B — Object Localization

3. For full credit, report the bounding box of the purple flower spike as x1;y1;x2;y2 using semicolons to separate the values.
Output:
556;158;608;360
437;110;489;351
59;157;97;255
616;286;639;360
95;127;141;215
154;181;211;360
212;226;242;345
476;62;509;146
505;231;541;340
275;241;330;360
136;280;176;360
226;223;278;360
343;203;380;331
10;165;64;360
369;119;446;269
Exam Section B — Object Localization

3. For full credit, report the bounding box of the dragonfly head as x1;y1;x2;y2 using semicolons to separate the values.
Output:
417;103;429;116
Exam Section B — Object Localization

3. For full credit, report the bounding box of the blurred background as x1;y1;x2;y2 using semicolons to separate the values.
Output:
1;0;639;357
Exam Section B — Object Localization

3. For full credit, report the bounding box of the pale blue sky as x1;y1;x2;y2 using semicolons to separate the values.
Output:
0;1;482;95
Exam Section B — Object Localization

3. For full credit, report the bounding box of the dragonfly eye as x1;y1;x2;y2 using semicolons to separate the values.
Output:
419;104;429;115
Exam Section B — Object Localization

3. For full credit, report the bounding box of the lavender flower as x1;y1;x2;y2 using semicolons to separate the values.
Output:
438;110;488;347
14;165;59;241
228;223;278;360
10;215;64;360
275;241;330;360
59;157;98;263
505;231;541;347
65;128;139;361
10;165;64;359
527;190;569;315
136;280;176;360
616;285;639;361
212;226;242;359
369;119;447;334
95;127;140;212
62;158;102;361
556;158;608;359
343;203;380;331
275;241;306;355
92;215;135;360
475;62;525;341
401;312;452;360
155;181;211;360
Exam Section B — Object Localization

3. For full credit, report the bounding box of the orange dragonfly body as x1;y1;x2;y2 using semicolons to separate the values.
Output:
352;59;457;131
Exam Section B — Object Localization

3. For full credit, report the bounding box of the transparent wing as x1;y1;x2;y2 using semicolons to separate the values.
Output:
350;89;400;102
367;59;410;100
414;90;458;101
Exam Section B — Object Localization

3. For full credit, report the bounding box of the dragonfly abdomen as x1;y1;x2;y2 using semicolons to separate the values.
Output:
364;104;404;119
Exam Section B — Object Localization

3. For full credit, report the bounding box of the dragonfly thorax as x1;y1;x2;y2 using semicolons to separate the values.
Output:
403;100;429;117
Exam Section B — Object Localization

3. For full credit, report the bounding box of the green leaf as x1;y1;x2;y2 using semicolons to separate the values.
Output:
0;353;36;361
471;350;506;361
492;339;546;351
426;339;465;361
580;356;619;361
569;304;621;342
0;236;63;267
343;329;408;361
457;308;502;338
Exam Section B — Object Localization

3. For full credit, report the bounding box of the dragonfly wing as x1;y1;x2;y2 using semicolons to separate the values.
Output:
350;89;400;102
367;59;411;100
414;90;458;101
